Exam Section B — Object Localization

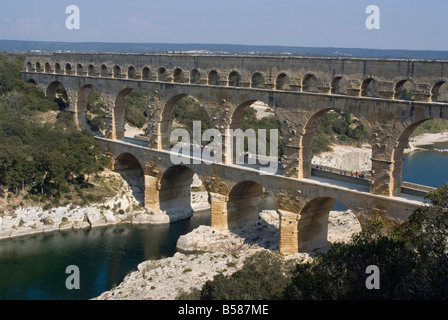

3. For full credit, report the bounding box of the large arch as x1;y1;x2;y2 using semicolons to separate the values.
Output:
46;81;69;109
302;74;319;92
114;87;135;140
331;76;348;95
76;84;106;134
361;77;379;97
100;64;109;77
431;80;448;102
190;69;201;84
251;72;265;89
208;70;220;86
127;66;136;79
158;67;168;82
299;107;371;179
228;71;241;87
226;180;263;229
173;67;185;83
158;165;196;213
296;197;362;252
142;67;151;80
394;79;415;100
158;94;210;150
275;73;290;90
114;153;145;206
113;65;122;78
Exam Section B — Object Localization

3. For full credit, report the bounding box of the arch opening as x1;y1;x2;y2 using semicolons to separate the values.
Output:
88;64;95;76
230;100;284;173
78;85;106;135
142;67;151;80
35;62;42;72
100;64;108;77
65;63;73;75
128;66;136;79
251;72;265;89
26;62;33;72
113;89;149;140
161;94;211;151
228;71;241;87
208;70;220;86
361;78;379;97
431;81;448;102
46;81;69;110
394;80;415;100
190;69;201;84
158;67;168;82
113;65;121;78
76;63;84;76
305;109;371;180
331;76;348;95
114;153;145;206
54;63;63;74
297;197;362;253
275;73;289;90
45;62;53;73
173;68;184;83
159;165;211;222
302;74;319;92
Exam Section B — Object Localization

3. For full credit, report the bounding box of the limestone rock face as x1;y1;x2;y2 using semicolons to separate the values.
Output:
176;225;244;253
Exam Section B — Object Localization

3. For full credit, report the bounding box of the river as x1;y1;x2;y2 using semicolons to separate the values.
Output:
0;144;447;300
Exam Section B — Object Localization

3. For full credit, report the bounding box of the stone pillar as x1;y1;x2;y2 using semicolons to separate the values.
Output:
279;210;299;254
144;175;160;212
370;158;394;196
210;192;228;231
282;145;301;178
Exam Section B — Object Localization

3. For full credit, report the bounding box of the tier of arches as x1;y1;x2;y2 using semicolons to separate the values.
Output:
25;61;448;102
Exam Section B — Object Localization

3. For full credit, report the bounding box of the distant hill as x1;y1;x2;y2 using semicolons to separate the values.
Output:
2;40;448;60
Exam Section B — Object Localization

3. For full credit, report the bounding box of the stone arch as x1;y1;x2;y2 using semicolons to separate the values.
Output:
45;62;53;73
65;63;73;75
361;77;379;97
100;64;109;77
173;67;185;83
142;67;151;80
76;63;84;75
128;66;136;79
159;94;209;149
26;61;33;72
158;165;196;215
226;180;263;229
27;79;37;86
302;73;319;92
394;78;416;100
431;79;448;102
251;72;265;89
228;70;242;87
114;152;145;206
331;75;348;94
55;63;63;74
76;84;98;131
113;65;122;78
208;70;220;86
275;73;290;90
88;64;95;76
299;107;372;179
35;62;43;72
297;197;362;252
158;67;169;82
190;69;201;84
114;87;135;140
46;81;69;110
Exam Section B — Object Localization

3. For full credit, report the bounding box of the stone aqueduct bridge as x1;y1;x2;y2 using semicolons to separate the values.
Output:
22;53;448;253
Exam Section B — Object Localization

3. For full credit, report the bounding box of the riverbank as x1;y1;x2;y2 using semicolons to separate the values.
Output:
0;170;210;241
94;209;361;300
406;131;448;153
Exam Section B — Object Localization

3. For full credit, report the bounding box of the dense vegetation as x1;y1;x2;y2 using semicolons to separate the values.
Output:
0;54;108;208
312;110;369;155
180;184;448;300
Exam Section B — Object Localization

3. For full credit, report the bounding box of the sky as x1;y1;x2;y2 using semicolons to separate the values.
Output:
0;0;447;51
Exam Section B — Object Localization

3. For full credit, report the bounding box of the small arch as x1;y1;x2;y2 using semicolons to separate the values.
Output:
100;64;108;77
190;69;201;84
27;79;37;86
88;64;95;76
128;66;136;79
228;71;242;87
361;78;379;97
227;180;263;229
65;63;73;75
45;62;53;73
208;70;220;86
275;73;290;90
302;74;319;92
251;72;265;89
76;63;84;75
35;62;42;72
142;67;151;80
113;65;121;78
431;81;448;102
331;76;348;95
26;62;33;72
158;67;168;82
55;63;63;74
173;67;184;83
394;79;415;100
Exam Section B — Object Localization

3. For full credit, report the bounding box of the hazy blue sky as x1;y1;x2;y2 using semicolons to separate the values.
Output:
0;0;446;51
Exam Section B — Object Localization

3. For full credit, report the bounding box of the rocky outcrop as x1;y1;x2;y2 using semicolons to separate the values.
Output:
312;145;372;172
